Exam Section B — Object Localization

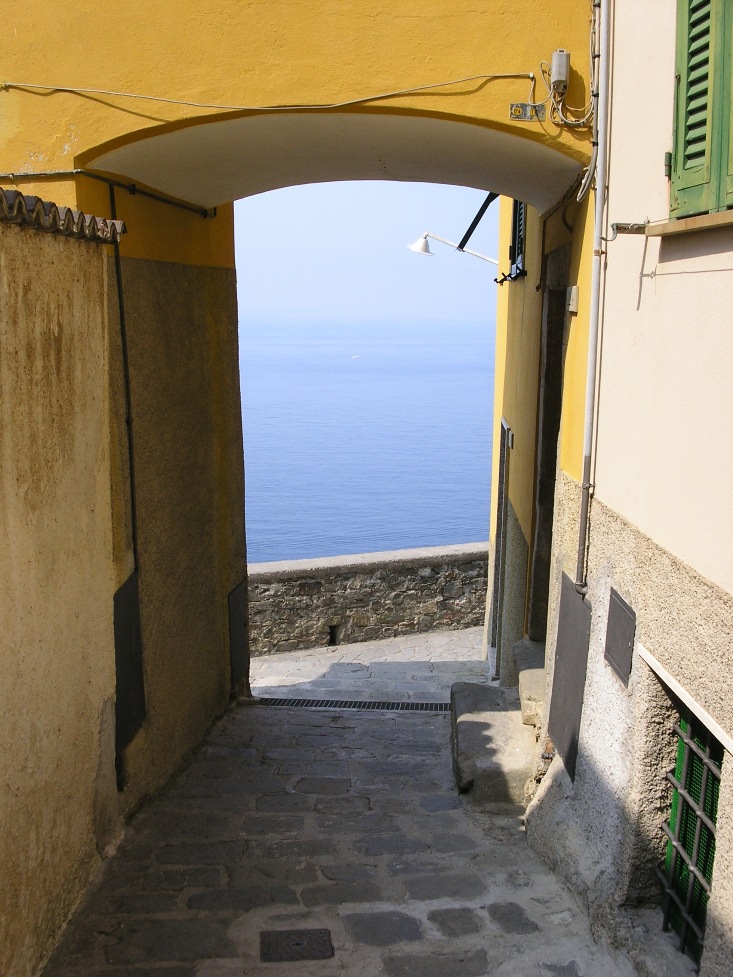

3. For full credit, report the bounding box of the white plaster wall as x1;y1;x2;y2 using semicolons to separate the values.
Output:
595;0;733;594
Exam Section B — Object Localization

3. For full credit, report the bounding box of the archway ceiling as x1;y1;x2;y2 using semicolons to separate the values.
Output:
87;112;581;212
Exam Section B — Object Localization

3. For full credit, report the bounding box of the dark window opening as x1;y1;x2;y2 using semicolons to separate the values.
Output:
328;624;341;647
508;199;528;280
657;705;723;964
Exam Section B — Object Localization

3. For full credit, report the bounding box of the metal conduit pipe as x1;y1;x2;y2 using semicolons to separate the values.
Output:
0;168;215;218
575;0;611;595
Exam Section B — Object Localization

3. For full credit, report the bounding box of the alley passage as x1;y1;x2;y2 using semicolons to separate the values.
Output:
43;630;632;977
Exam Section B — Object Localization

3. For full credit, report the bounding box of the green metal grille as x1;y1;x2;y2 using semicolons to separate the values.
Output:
658;710;723;963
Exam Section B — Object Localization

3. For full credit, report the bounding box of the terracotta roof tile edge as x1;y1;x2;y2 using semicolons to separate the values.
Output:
0;187;126;243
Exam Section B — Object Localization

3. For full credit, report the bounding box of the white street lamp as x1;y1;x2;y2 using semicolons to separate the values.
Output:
407;231;498;265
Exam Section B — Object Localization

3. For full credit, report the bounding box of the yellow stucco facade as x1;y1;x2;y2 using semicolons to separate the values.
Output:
4;0;591;265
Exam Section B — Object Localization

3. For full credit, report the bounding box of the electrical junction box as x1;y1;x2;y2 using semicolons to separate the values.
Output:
567;285;579;314
551;49;571;93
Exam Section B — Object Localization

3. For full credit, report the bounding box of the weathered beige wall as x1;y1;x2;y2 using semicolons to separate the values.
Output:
113;255;247;812
0;223;118;977
597;0;733;594
0;221;248;975
528;470;733;975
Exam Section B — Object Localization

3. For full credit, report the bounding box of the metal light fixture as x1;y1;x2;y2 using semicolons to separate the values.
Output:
407;190;499;265
407;231;498;265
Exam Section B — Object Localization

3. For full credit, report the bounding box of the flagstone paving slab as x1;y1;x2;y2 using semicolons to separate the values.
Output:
42;629;640;977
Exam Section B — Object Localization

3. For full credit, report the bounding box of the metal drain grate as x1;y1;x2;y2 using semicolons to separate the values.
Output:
257;696;450;713
260;928;334;962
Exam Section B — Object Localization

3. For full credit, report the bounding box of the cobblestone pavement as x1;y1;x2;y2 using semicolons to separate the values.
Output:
43;629;636;977
249;627;492;702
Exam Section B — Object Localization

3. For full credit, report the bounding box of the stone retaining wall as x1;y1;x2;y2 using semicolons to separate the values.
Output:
247;543;489;656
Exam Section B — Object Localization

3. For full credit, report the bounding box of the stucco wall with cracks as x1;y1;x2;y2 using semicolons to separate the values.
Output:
112;255;247;813
527;470;733;976
0;222;119;977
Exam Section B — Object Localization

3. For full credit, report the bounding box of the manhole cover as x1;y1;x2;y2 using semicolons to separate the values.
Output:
260;928;334;962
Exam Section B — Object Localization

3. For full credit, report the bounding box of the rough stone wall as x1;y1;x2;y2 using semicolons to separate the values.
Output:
526;469;733;976
0;223;118;977
248;544;488;656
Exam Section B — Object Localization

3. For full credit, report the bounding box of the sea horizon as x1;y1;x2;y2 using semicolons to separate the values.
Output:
239;316;495;564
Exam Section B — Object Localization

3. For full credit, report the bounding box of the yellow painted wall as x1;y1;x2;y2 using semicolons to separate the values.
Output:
111;255;246;813
4;0;590;166
489;190;593;647
78;175;236;267
3;0;591;267
490;193;594;534
0;224;119;977
490;192;593;538
558;193;593;482
497;203;543;543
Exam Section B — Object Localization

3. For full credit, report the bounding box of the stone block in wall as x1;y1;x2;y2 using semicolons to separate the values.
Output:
247;544;489;656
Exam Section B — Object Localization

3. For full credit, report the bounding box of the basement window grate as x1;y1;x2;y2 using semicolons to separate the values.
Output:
656;707;723;964
257;697;450;712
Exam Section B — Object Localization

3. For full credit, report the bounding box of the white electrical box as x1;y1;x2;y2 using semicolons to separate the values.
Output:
567;285;579;314
551;49;571;94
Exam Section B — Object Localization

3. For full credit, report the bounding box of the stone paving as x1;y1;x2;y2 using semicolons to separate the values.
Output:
249;627;492;702
43;628;637;977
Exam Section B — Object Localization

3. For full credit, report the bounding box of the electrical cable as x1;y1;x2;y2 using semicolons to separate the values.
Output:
2;73;534;113
527;1;596;131
576;0;602;200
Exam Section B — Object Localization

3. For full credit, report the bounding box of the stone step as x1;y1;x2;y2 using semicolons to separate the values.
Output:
513;638;546;727
450;682;536;809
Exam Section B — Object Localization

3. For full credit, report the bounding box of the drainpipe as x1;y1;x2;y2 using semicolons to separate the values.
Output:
575;0;611;595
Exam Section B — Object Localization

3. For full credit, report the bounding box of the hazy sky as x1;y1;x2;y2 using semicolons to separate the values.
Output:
234;181;500;327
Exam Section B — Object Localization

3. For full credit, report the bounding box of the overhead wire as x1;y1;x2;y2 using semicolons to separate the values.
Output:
1;73;535;113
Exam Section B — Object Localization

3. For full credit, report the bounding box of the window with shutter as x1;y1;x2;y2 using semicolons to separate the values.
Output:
509;200;527;279
671;0;732;217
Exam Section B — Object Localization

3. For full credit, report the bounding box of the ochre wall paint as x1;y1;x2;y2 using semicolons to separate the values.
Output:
490;196;592;538
557;193;593;482
0;224;246;977
501;206;543;542
77;175;236;267
489;201;511;541
3;0;591;266
110;255;246;813
489;190;592;648
4;0;591;163
0;224;118;977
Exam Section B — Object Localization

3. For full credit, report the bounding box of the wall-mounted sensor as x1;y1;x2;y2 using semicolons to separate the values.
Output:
551;49;571;94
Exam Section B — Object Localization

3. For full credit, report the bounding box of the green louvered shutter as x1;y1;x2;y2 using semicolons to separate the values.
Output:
724;2;733;207
671;0;718;217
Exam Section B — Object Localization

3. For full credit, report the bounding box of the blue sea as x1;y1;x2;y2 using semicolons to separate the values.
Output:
239;318;494;564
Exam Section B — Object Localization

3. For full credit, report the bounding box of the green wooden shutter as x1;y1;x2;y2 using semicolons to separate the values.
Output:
509;200;526;276
671;0;717;216
724;1;733;207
